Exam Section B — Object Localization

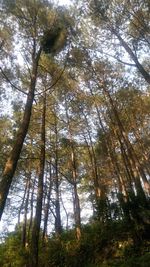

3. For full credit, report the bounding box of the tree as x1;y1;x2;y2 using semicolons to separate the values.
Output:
30;93;46;267
84;0;150;84
0;0;69;220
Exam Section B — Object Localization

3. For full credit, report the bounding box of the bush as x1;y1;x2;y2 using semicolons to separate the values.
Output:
0;231;29;267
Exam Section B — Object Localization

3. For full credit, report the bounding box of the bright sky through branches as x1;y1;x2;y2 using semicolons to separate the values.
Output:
57;0;72;6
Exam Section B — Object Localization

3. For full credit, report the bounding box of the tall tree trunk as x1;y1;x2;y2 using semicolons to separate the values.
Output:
28;176;35;241
60;192;69;230
89;72;148;219
82;111;101;201
18;176;29;225
0;48;42;220
42;162;52;242
72;183;81;240
110;27;150;84
101;82;147;202
82;132;101;202
71;149;81;240
30;93;46;267
22;172;31;247
54;114;62;237
81;91;110;222
65;98;81;239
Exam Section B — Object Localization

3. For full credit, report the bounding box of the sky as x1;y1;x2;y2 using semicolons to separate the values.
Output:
57;0;72;6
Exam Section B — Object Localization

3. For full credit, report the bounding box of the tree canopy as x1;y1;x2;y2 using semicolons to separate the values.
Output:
0;0;150;266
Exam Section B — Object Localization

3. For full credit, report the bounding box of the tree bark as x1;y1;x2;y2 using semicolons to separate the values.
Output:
22;173;31;247
0;48;42;220
30;93;46;267
54;113;62;237
28;177;35;241
42;162;52;242
110;27;150;84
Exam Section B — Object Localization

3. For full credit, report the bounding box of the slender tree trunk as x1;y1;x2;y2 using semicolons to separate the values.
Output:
82;112;101;199
60;193;69;230
71;149;81;240
28;177;35;241
102;83;147;201
96;109;132;220
83;132;101;201
0;48;42;220
87;79;140;219
18;176;28;225
72;183;81;240
22;173;31;247
30;93;46;267
54;114;62;237
64;96;81;239
42;162;52;242
109;27;150;84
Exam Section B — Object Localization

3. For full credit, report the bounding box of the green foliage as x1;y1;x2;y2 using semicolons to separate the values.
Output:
0;220;149;267
39;221;150;267
97;253;150;267
39;239;66;267
0;231;29;267
40;221;150;267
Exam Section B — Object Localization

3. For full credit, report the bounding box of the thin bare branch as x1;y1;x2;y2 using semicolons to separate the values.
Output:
0;67;28;95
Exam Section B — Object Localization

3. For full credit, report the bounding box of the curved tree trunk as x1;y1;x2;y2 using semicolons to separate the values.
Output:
110;27;150;84
0;48;42;220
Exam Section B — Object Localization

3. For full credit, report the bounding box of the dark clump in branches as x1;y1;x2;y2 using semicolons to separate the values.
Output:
41;26;67;54
41;5;75;55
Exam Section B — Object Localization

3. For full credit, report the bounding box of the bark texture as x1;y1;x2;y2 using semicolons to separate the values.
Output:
0;48;42;220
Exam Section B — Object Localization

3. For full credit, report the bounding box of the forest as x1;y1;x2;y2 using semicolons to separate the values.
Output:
0;0;150;266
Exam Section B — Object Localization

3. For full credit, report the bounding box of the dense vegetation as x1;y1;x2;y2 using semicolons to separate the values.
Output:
0;0;150;266
0;220;150;267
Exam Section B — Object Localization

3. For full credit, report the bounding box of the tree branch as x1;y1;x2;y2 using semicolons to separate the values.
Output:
0;67;28;95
